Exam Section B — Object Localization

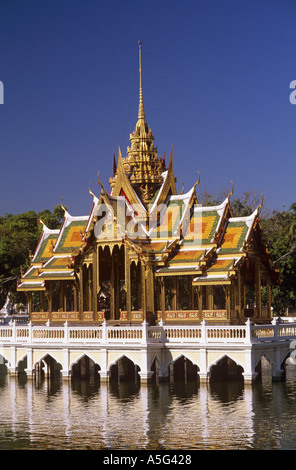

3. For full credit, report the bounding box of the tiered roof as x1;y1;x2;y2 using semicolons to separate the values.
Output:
18;41;278;294
18;211;89;291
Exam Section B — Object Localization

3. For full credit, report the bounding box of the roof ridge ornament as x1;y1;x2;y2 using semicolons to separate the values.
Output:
228;180;234;199
258;193;264;212
88;181;97;200
193;170;200;190
60;196;67;214
97;171;104;193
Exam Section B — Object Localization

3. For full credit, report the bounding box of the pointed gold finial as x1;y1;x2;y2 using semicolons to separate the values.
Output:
194;170;200;189
97;171;104;192
138;40;145;123
228;180;234;198
61;196;67;213
89;181;96;199
122;42;164;205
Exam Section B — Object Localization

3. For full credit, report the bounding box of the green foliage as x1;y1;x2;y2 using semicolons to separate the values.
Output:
261;204;296;313
38;205;65;230
200;188;296;313
199;189;269;218
0;205;63;311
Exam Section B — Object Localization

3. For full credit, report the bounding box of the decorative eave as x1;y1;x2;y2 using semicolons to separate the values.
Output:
149;145;177;209
17;281;46;292
84;182;100;235
111;146;147;218
31;221;60;264
155;265;203;277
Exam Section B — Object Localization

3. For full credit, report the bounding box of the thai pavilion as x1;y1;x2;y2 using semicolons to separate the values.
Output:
17;42;278;327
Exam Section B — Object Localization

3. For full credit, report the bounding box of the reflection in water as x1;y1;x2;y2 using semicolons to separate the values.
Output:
1;374;296;450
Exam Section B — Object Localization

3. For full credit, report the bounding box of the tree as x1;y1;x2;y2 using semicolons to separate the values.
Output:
199;188;296;313
0;205;64;311
261;204;296;313
37;205;65;229
199;188;269;218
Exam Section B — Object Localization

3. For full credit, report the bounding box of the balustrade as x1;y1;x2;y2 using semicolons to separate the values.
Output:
107;327;142;341
69;328;102;340
278;325;296;337
252;326;274;339
16;328;29;338
0;318;296;346
206;327;246;340
0;328;12;338
163;327;202;340
33;328;65;340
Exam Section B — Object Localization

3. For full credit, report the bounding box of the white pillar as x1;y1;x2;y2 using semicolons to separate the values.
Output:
64;321;69;343
9;346;17;376
244;318;252;344
61;348;70;380
138;348;154;383
272;346;283;382
141;319;148;345
99;348;109;382
198;348;209;383
25;348;34;379
201;319;207;343
102;319;107;344
28;321;32;343
242;348;258;384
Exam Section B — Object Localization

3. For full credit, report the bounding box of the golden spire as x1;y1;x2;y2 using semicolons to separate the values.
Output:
138;40;145;124
122;41;164;205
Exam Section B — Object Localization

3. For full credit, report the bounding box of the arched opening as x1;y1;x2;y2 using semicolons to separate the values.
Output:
98;246;112;319
71;355;100;380
109;356;140;383
151;356;160;382
255;354;273;382
210;356;244;383
98;244;125;320
282;354;296;382
0;354;8;376
17;356;27;375
130;261;142;312
35;354;63;380
169;355;199;383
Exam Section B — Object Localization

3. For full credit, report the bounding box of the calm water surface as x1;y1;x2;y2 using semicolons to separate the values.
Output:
1;374;296;450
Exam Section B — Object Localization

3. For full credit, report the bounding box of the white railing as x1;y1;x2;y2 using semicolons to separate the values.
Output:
251;322;296;342
0;318;295;346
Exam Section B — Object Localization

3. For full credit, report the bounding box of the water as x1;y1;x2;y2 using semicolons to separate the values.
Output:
1;374;296;451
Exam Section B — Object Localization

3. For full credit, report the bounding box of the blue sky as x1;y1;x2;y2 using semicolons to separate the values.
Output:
0;0;295;216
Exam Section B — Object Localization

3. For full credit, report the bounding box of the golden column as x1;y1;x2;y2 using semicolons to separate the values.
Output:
92;249;98;321
160;277;165;322
110;251;115;320
267;282;272;319
197;286;203;321
141;263;147;320
255;262;262;319
124;244;131;322
48;281;53;319
79;265;84;320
